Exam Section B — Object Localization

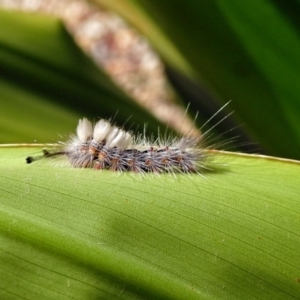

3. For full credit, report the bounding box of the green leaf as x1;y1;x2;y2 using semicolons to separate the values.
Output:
1;145;300;299
96;0;300;159
0;9;162;143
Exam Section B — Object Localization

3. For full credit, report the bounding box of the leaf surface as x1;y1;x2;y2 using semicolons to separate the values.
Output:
1;146;300;299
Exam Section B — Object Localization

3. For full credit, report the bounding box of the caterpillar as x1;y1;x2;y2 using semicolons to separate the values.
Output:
26;104;234;174
26;117;208;173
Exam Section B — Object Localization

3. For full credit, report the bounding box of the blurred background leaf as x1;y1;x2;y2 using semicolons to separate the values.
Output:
0;9;163;143
1;1;300;159
2;1;300;158
95;0;300;159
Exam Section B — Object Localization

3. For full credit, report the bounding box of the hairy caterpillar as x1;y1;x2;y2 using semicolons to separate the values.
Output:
26;104;235;174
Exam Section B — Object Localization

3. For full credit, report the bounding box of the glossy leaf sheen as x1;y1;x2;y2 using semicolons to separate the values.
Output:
1;146;300;299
